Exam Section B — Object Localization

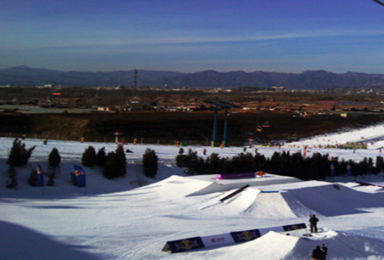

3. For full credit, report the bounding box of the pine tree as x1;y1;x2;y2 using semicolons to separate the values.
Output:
70;172;77;186
48;148;61;168
81;146;96;167
7;139;36;167
103;151;124;179
376;156;384;173
6;166;17;189
115;144;126;176
185;149;198;170
175;147;188;167
28;169;38;187
142;148;158;178
96;147;107;167
207;153;220;174
47;147;61;185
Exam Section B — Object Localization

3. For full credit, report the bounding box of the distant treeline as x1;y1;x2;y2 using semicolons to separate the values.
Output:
176;148;384;179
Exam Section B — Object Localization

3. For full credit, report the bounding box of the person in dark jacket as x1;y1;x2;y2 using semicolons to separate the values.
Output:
309;214;319;233
311;245;323;260
320;244;328;260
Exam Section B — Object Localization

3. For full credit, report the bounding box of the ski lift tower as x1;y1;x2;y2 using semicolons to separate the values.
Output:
205;98;220;147
205;98;241;147
219;100;242;147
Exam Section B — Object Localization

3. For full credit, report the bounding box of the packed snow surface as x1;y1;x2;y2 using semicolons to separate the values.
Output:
2;123;384;259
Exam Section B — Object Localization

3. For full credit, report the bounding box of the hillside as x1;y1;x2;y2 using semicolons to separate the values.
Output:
3;66;384;89
1;111;384;145
2;126;384;259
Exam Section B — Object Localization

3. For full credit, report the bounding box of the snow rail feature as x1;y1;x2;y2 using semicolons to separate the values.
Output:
220;184;250;202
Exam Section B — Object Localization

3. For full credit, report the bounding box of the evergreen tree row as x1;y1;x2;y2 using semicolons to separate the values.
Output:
81;145;126;179
81;145;158;179
176;148;384;180
5;139;62;188
6;141;159;189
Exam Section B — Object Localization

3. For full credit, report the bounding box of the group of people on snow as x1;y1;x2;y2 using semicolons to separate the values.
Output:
311;244;327;260
309;214;327;259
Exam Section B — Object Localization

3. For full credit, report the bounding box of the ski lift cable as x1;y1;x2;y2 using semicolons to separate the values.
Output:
373;0;384;7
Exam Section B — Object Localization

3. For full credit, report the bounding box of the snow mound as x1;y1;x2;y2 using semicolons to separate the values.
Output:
243;191;314;219
187;173;302;196
243;191;298;219
218;230;298;260
286;229;384;259
143;175;215;198
238;182;384;219
220;229;384;260
287;183;384;217
199;188;261;216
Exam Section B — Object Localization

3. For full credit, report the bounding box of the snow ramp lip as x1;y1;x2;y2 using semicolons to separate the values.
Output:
243;191;306;219
187;173;302;196
286;183;384;217
199;187;261;215
237;229;384;260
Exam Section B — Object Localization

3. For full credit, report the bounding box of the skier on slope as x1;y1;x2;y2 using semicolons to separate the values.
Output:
309;214;319;233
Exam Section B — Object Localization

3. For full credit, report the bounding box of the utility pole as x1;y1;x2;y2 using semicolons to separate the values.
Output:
133;68;137;97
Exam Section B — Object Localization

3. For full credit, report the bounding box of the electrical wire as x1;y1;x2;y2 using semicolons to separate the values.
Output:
373;0;384;7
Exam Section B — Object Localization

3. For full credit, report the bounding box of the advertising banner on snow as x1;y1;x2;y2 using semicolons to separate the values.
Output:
162;223;306;253
162;236;205;253
201;233;234;248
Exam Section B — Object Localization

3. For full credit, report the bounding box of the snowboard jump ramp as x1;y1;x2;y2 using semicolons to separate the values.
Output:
188;173;302;196
162;223;306;253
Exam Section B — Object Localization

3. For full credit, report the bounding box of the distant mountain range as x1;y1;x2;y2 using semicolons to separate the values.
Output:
2;65;384;90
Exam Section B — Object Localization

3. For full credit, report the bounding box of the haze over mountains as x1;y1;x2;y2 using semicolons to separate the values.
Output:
2;65;384;90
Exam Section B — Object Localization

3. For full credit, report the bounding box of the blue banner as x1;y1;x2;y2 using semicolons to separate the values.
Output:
330;162;335;177
283;223;306;231
230;229;261;243
36;164;44;187
347;163;352;176
163;236;204;253
162;223;306;253
74;165;86;188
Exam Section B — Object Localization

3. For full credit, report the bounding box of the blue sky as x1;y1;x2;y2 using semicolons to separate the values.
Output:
2;0;384;73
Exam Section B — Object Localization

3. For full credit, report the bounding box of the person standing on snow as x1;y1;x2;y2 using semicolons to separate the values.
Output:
311;245;323;260
309;214;319;233
320;244;328;260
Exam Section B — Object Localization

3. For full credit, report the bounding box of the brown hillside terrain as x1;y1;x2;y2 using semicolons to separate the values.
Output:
1;112;384;145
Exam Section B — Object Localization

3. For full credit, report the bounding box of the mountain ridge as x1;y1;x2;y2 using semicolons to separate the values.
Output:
2;65;384;89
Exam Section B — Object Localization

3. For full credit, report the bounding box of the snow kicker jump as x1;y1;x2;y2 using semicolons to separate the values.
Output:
354;180;384;189
162;223;306;253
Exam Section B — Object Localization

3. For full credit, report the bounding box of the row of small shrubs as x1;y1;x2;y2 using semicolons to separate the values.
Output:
176;148;384;180
81;145;126;179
